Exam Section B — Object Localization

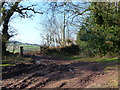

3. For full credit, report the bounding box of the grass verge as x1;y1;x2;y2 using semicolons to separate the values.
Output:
67;55;119;62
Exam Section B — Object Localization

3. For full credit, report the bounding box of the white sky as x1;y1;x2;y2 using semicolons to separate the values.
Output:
4;1;89;45
10;15;44;45
9;2;45;45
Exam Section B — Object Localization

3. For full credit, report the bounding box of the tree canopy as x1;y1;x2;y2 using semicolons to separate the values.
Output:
77;2;120;57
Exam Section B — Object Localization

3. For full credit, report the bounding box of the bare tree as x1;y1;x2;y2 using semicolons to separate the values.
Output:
39;1;90;47
1;1;43;54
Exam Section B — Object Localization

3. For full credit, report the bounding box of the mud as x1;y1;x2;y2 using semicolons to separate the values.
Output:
1;55;118;89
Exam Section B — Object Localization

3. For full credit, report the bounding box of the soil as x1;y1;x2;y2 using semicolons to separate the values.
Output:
1;54;119;89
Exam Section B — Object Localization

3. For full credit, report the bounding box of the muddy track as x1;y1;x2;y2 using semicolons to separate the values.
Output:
2;64;47;79
1;55;118;88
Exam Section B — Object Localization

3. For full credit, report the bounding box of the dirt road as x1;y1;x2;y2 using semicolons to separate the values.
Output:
1;55;118;89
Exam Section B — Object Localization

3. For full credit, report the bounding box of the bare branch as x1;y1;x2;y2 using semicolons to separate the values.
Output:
15;5;43;17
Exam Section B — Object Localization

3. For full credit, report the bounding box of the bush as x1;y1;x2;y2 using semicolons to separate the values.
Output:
43;44;80;56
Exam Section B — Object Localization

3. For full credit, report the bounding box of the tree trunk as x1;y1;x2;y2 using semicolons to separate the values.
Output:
2;18;11;54
62;7;66;47
2;11;14;55
2;2;21;55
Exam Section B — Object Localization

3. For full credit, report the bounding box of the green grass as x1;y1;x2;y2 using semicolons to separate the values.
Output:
92;58;119;62
0;64;16;67
7;44;40;53
67;55;119;62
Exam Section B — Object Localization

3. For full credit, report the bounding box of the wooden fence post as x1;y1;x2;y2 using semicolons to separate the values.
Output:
40;46;41;54
20;46;23;55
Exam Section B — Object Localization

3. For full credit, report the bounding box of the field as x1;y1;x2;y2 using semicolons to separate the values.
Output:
6;43;40;53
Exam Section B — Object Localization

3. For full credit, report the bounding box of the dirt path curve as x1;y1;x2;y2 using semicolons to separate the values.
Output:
2;54;118;88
